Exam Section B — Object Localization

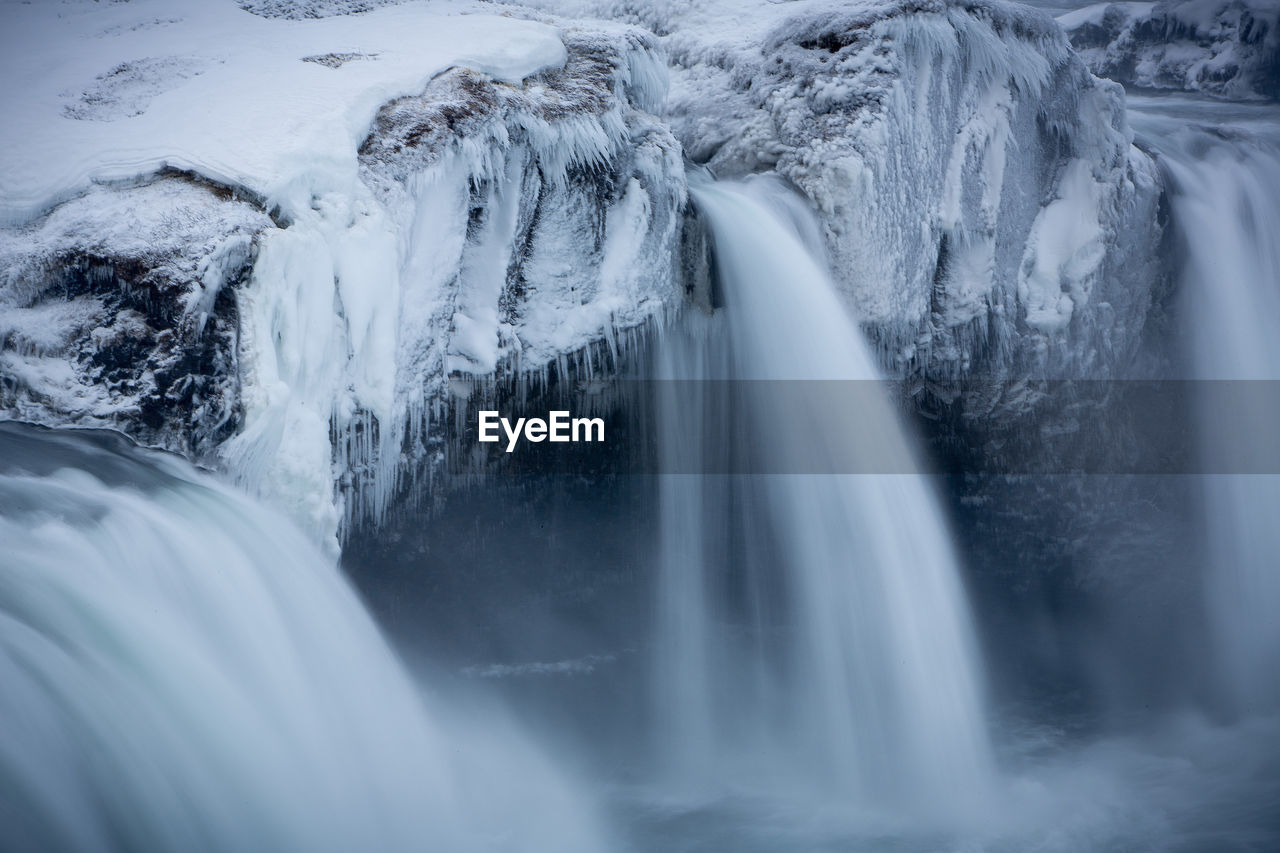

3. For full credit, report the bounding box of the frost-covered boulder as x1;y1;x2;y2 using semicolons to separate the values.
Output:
0;177;272;457
1061;0;1280;100
646;0;1165;395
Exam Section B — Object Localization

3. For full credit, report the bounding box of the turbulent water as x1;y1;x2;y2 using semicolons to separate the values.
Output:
0;423;604;853
652;177;993;811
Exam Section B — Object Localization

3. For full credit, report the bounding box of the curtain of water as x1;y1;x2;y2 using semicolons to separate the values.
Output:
652;177;993;811
1148;114;1280;714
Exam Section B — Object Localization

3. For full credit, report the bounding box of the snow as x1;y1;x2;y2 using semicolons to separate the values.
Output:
1062;0;1280;100
0;0;1173;542
0;0;568;224
1018;159;1108;333
1057;2;1156;31
0;179;265;288
634;0;1160;385
0;178;271;452
0;0;687;545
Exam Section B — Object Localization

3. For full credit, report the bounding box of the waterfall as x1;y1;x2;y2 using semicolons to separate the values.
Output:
1139;104;1280;714
0;423;604;853
653;177;993;810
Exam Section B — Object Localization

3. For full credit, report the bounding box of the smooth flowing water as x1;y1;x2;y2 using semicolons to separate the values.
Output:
0;423;604;853
652;177;994;812
7;87;1280;853
1130;96;1280;715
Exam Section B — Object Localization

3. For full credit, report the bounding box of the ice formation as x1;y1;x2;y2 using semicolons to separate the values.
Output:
0;0;683;546
1062;0;1280;100
647;0;1164;388
1;0;1176;541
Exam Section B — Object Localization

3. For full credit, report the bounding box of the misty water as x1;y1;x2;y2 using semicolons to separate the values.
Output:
4;64;1280;853
354;92;1280;851
622;109;1280;850
0;423;608;852
1130;94;1280;717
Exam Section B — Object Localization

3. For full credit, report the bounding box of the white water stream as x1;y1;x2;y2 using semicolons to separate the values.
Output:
652;177;993;811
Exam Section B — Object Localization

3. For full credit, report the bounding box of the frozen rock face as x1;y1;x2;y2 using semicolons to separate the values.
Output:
303;28;684;537
1062;0;1280;100
0;9;685;548
0;177;272;457
1;0;1177;540
650;0;1166;399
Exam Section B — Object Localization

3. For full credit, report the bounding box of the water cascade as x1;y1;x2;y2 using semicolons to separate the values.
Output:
652;177;994;810
0;423;603;853
1136;103;1280;714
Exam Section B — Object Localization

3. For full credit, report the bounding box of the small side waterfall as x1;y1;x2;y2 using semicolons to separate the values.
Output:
0;423;603;853
1147;111;1280;714
653;177;993;809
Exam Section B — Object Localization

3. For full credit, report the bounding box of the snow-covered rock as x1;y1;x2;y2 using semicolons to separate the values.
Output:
0;0;572;224
0;177;272;457
515;0;1164;398
295;26;684;539
648;0;1164;392
0;0;684;548
1062;0;1280;100
1;0;1177;544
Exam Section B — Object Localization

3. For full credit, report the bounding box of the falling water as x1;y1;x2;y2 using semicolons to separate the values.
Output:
1134;100;1280;714
653;177;993;810
0;422;604;852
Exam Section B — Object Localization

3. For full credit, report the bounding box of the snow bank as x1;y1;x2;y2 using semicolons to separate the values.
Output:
0;0;567;223
1063;0;1280;99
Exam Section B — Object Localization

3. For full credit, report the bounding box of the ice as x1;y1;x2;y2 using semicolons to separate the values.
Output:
584;0;1165;391
1;2;686;544
1018;159;1108;333
1063;0;1280;100
0;0;1173;541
